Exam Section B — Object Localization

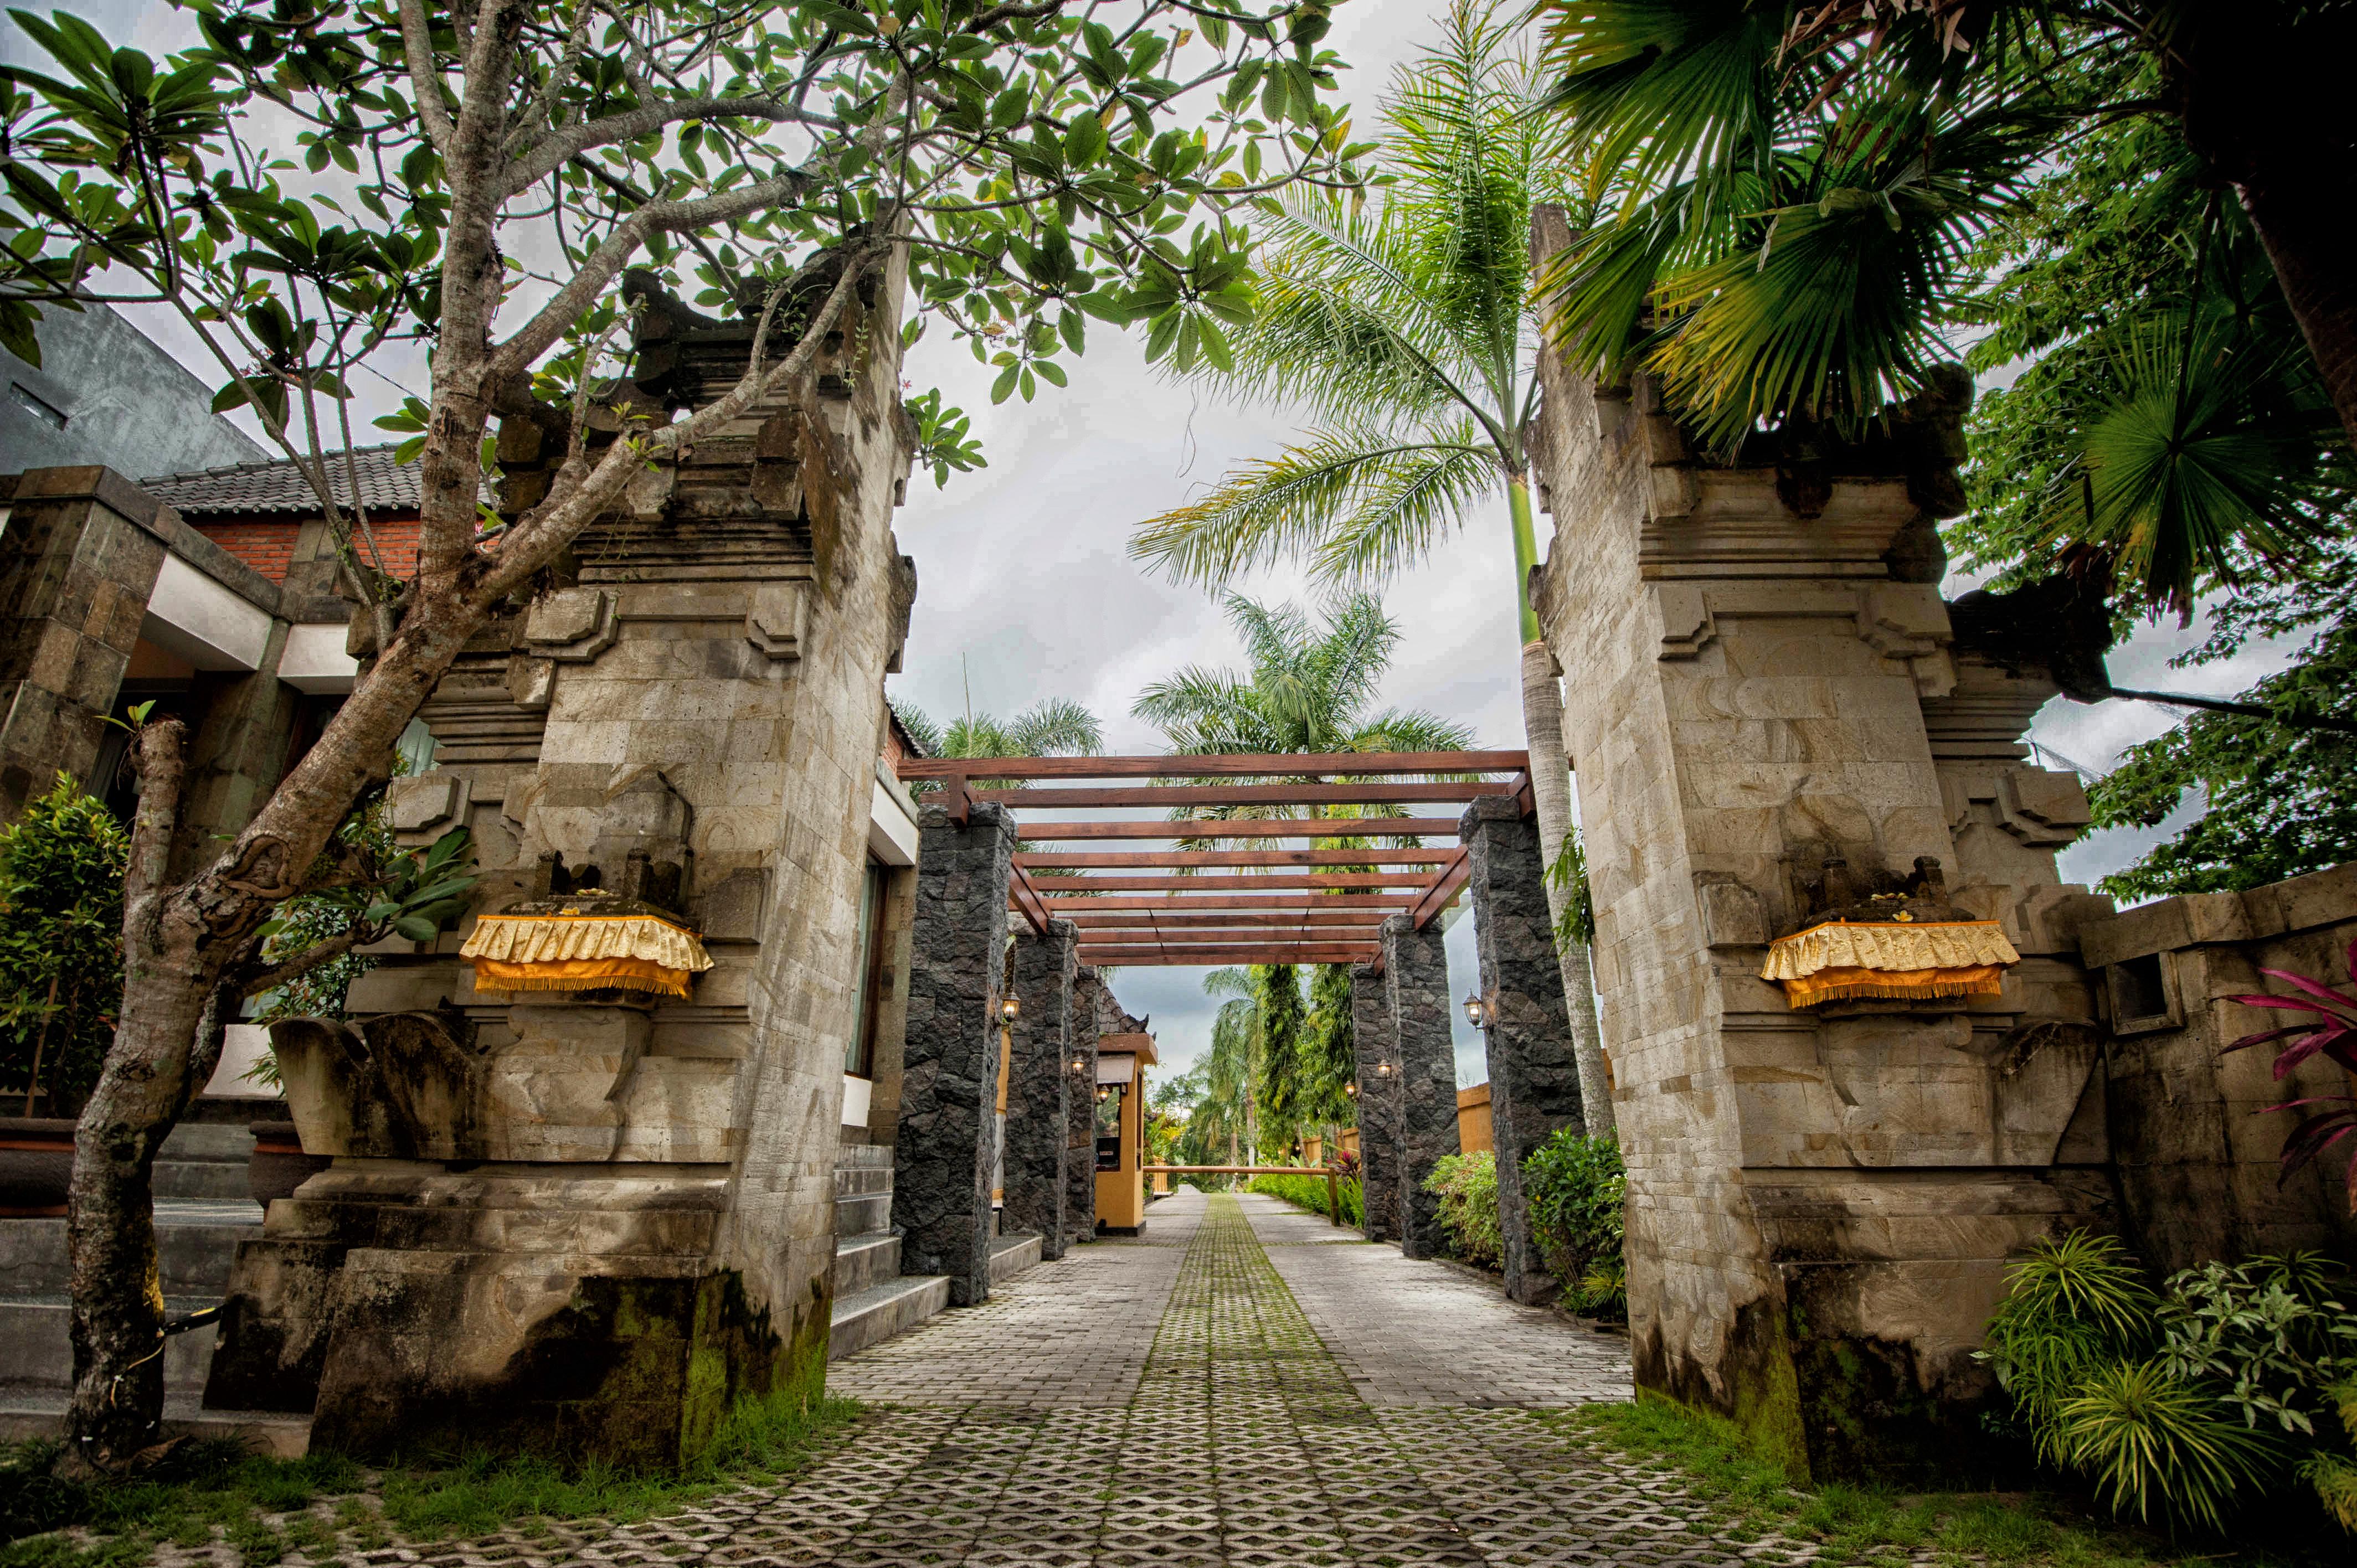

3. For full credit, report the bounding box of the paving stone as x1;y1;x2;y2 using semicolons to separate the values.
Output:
96;1190;1881;1568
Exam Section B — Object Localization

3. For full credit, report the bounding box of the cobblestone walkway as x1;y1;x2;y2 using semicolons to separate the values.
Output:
150;1191;1821;1566
668;1190;1795;1568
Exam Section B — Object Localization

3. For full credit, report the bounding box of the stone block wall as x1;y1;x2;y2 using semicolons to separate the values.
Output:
2080;863;2357;1272
209;252;923;1459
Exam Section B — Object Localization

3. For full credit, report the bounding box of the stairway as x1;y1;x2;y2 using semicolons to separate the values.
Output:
826;1145;1047;1360
827;1145;947;1360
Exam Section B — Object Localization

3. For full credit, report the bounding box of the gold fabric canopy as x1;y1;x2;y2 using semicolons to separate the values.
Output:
461;899;713;999
1761;918;2019;1008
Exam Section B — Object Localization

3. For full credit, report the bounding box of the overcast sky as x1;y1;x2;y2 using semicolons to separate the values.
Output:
20;1;2302;1088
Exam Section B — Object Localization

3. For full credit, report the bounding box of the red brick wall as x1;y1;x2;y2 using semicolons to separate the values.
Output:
193;522;300;581
191;517;423;582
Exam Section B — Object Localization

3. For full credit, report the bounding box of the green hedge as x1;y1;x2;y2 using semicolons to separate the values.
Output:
1245;1173;1362;1227
1521;1128;1627;1319
1423;1152;1501;1269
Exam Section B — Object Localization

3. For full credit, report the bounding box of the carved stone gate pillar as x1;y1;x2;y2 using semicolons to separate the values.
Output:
1003;918;1077;1258
1381;915;1460;1258
1463;796;1588;1304
1350;960;1402;1243
894;800;1017;1305
1524;206;2111;1482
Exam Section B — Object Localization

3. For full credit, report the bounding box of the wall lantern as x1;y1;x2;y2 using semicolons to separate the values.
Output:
1069;1055;1088;1076
1373;1060;1394;1080
1344;1081;1360;1101
1463;991;1495;1029
1095;1085;1111;1103
1000;996;1020;1023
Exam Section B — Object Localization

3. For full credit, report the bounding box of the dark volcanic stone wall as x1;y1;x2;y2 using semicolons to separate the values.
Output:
1003;919;1077;1258
1064;966;1103;1246
1350;960;1402;1243
1381;914;1460;1260
893;800;1017;1305
1464;797;1587;1303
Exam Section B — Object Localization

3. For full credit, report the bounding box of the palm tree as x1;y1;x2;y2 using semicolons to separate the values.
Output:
1136;593;1471;763
1195;967;1264;1179
1127;7;1617;1134
894;697;1103;762
1532;1;2353;615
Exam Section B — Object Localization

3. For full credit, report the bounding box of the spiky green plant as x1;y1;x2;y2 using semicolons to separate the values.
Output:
2055;1359;2279;1531
1978;1231;2159;1468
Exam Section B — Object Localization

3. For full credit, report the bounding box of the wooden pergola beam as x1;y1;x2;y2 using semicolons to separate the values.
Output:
1016;848;1454;868
1408;849;1471;929
1058;910;1391;930
1017;818;1461;842
977;781;1513;809
1042;893;1417;911
1026;872;1435;893
1075;945;1379;964
901;750;1529;780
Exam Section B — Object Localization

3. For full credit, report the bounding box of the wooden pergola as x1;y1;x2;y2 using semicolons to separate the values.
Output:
893;751;1533;968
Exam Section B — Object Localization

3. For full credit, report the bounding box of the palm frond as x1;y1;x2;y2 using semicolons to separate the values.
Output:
1309;429;1499;585
1130;424;1497;588
1007;697;1105;756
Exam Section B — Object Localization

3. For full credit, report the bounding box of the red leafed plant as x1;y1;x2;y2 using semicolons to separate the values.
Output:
2226;938;2357;1209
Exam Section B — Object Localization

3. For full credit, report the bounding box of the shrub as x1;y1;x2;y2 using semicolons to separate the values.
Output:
1244;1172;1362;1227
1522;1128;1625;1318
1424;1151;1501;1270
1978;1230;2357;1534
0;776;128;1114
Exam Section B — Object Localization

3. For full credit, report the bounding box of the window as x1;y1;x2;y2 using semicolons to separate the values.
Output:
9;382;66;430
845;858;888;1076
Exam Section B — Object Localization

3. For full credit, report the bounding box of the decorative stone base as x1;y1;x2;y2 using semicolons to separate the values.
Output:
207;1163;823;1467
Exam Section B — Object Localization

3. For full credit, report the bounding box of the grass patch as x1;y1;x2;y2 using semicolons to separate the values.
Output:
0;1389;863;1568
1556;1396;2332;1567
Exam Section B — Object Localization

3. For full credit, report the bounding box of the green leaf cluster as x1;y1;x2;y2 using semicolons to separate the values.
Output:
0;0;1371;548
1423;1148;1501;1271
1978;1232;2357;1533
0;775;127;1114
1520;1126;1624;1318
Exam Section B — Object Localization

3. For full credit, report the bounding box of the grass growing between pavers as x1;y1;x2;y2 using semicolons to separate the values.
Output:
1557;1396;2328;1567
0;1391;864;1568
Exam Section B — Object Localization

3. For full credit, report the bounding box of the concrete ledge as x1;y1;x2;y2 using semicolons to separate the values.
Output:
988;1231;1042;1285
0;1394;307;1457
828;1274;949;1361
0;1302;214;1390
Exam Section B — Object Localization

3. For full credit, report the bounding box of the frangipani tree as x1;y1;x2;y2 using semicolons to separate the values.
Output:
0;0;1365;1469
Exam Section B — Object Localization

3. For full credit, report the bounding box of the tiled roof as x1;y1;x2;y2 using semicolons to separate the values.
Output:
141;442;420;518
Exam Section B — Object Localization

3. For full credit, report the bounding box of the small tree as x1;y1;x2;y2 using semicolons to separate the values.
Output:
1;0;1365;1468
0;777;127;1117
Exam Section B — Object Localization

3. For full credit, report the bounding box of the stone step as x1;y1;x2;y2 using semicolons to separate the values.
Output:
832;1232;900;1298
154;1160;255;1202
0;1299;214;1392
0;1392;308;1458
833;1163;891;1199
988;1231;1042;1286
835;1192;891;1236
827;1274;949;1363
0;1202;262;1299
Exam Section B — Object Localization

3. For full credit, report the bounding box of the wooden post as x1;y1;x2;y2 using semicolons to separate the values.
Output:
1325;1167;1341;1228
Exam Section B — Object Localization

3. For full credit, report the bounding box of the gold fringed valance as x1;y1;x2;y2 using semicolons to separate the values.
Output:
462;909;713;999
1761;919;2019;1009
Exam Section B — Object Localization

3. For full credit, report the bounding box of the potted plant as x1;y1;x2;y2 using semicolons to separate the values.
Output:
0;778;128;1215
